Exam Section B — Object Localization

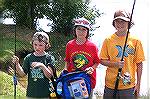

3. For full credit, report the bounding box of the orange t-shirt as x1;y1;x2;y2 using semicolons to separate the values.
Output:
100;33;145;89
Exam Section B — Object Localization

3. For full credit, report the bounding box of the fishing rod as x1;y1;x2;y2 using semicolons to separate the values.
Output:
13;2;17;99
113;0;136;98
13;22;17;99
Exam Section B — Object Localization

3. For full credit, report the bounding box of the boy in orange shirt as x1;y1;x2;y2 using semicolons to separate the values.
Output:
100;9;145;99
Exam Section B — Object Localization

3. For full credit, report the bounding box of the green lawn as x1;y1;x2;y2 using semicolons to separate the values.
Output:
0;71;26;97
0;37;32;62
0;95;26;99
0;36;32;71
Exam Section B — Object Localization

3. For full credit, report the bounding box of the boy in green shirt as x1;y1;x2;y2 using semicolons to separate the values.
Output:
12;32;55;99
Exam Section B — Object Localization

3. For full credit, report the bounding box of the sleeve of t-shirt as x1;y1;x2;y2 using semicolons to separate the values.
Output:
64;42;70;62
47;54;55;67
100;39;109;60
46;54;57;78
50;55;55;66
134;40;145;63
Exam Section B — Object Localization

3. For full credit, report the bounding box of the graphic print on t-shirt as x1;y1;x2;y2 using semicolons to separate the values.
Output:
31;68;44;81
72;54;89;69
116;44;135;58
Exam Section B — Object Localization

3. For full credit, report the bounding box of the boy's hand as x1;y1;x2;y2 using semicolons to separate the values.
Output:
133;83;140;97
85;67;94;74
12;55;19;64
31;62;44;68
116;61;124;68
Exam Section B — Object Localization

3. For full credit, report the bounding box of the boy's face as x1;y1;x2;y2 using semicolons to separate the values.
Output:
75;26;88;39
32;40;46;54
114;19;129;32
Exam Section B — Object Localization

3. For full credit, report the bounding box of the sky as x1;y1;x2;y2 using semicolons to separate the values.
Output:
90;0;150;96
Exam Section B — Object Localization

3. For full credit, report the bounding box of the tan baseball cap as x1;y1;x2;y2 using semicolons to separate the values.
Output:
112;9;134;28
113;10;130;21
32;32;49;44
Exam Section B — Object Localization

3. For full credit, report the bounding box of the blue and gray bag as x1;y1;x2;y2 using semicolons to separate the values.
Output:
56;70;91;99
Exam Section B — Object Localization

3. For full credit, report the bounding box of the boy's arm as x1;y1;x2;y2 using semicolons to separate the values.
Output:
134;62;143;96
40;65;53;79
100;59;124;68
92;63;99;70
136;62;143;85
12;56;26;77
64;62;69;70
16;63;26;77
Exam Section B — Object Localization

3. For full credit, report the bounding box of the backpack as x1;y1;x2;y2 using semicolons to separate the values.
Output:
56;70;91;99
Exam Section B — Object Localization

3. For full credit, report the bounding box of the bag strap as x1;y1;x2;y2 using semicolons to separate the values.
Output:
46;54;60;98
46;54;57;79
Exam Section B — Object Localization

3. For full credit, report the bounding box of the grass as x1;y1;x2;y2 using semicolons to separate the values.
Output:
0;24;32;66
0;95;26;99
0;37;32;61
0;36;32;71
0;71;26;97
0;24;32;98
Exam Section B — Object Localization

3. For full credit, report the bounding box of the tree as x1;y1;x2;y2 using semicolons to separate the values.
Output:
3;0;49;29
0;0;4;12
3;0;103;35
0;0;4;19
46;0;88;35
46;0;102;36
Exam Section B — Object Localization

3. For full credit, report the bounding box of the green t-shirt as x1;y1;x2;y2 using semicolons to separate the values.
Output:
22;53;55;98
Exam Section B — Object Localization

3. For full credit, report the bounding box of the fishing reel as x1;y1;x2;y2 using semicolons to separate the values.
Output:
121;72;131;85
